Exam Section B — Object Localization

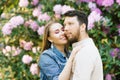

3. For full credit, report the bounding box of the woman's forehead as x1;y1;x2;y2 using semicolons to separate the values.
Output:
50;23;63;31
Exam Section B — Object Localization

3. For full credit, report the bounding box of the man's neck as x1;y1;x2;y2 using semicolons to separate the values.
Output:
78;33;89;42
72;33;90;48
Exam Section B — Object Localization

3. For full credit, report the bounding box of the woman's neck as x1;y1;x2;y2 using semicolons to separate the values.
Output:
54;44;66;55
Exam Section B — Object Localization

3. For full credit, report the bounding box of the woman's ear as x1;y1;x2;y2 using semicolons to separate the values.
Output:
48;37;53;43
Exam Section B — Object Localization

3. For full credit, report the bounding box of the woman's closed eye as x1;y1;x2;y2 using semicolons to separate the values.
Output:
55;30;60;34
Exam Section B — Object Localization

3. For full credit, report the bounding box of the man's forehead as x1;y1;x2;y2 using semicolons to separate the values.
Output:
65;16;77;20
64;16;77;23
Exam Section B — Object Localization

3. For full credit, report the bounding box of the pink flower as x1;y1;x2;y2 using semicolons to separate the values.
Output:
77;0;95;3
2;46;12;56
31;0;39;6
105;74;112;80
53;4;62;14
38;13;50;21
16;16;24;25
30;63;39;75
62;5;74;14
88;23;94;30
29;21;39;31
110;48;120;57
92;11;102;22
19;40;26;47
88;11;102;30
37;4;43;10
19;0;29;7
9;17;17;28
9;16;24;27
88;13;95;23
12;47;21;56
37;26;44;35
2;23;13;35
24;21;30;27
88;2;96;10
2;46;22;56
102;0;114;7
23;41;33;51
116;0;120;5
22;55;32;64
92;8;102;15
32;8;42;17
96;0;104;6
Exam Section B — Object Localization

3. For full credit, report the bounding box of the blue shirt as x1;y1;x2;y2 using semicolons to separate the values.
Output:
38;45;70;80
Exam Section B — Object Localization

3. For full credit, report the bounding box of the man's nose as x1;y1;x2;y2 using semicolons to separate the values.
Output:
64;25;69;31
61;30;65;35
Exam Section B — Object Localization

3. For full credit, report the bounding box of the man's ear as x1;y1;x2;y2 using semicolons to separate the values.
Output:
48;37;53;43
80;23;86;32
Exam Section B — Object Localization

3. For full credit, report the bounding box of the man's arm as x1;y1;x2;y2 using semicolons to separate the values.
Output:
72;47;95;80
91;51;103;80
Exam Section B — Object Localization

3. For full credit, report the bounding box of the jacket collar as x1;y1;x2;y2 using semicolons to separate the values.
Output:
51;44;69;58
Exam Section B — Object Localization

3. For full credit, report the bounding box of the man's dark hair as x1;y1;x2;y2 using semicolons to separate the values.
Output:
63;10;88;32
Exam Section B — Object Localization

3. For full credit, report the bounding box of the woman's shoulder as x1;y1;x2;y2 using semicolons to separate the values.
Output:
42;49;51;53
39;49;58;65
41;48;56;57
39;49;57;67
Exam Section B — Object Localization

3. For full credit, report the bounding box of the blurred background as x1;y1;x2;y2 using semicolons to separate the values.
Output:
0;0;120;80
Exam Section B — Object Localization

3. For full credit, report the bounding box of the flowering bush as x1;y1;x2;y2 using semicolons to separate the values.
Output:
0;0;120;80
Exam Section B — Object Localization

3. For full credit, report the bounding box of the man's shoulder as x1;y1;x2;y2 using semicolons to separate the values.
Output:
76;45;100;58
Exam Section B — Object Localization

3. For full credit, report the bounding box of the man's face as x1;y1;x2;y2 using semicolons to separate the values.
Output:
64;16;80;44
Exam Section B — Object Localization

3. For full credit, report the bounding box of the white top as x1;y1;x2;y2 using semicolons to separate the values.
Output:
71;38;103;80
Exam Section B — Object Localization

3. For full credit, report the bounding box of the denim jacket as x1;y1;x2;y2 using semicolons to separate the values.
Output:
38;45;70;80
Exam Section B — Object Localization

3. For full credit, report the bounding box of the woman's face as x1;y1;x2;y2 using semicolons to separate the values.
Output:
48;23;68;45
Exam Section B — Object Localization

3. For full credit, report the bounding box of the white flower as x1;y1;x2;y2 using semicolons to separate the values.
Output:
19;0;29;7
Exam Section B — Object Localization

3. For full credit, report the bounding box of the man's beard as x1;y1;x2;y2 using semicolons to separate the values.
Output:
68;31;79;45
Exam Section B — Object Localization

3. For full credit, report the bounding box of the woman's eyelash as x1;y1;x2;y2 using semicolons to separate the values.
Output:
55;31;59;34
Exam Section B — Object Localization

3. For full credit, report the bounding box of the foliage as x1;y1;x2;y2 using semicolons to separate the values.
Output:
0;0;120;80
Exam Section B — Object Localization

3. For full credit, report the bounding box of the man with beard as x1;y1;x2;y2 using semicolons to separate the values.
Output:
63;10;103;80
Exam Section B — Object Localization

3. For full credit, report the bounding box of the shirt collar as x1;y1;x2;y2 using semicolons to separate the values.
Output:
72;38;94;48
